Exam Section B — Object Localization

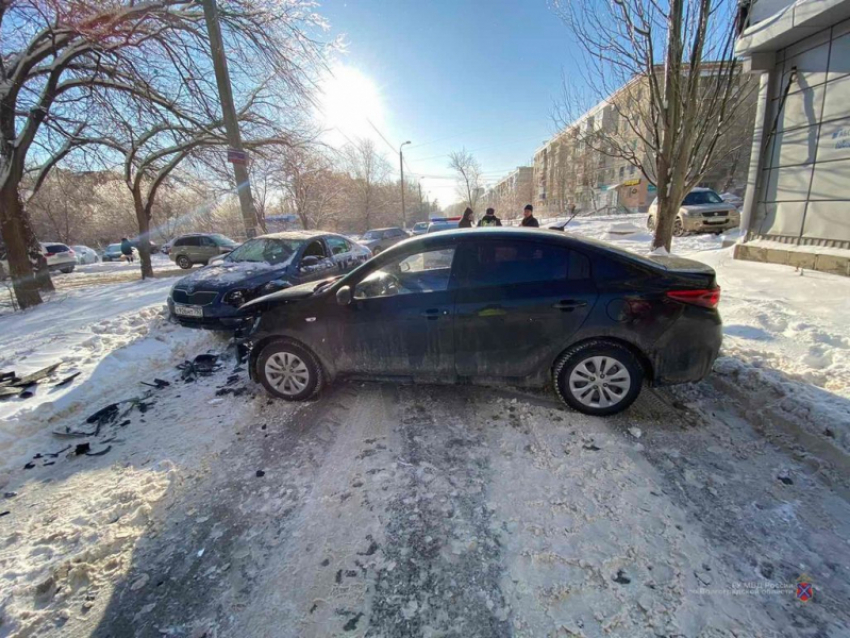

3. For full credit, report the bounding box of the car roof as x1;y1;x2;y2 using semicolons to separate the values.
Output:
258;230;330;241
365;227;401;232
381;227;661;269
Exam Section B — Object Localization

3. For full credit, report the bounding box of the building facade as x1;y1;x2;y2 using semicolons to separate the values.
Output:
484;167;534;220
735;0;850;275
529;70;756;218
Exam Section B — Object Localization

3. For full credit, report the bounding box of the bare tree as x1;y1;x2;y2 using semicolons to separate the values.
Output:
552;0;752;251
1;0;332;308
448;149;483;213
344;139;391;232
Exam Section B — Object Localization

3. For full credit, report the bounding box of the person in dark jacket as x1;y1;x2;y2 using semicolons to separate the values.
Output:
458;207;475;228
120;237;135;262
520;204;539;227
478;207;502;227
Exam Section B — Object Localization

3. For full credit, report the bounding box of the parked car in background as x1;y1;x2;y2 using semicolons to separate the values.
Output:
40;243;76;273
427;219;460;233
102;243;137;262
241;228;722;415
411;221;429;235
72;245;99;265
169;233;239;269
358;227;408;254
647;188;740;236
168;231;371;330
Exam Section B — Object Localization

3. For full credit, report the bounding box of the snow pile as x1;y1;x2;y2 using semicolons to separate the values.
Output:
0;279;212;476
0;463;176;636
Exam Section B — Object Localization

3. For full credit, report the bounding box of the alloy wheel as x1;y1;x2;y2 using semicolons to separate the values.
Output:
264;351;310;397
568;355;632;409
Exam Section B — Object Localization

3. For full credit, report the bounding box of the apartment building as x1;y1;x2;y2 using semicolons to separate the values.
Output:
734;0;850;275
484;167;534;220
530;69;757;218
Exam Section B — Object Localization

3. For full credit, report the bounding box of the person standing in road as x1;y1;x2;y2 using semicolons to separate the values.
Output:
120;237;135;263
459;207;475;228
520;204;539;227
478;207;502;227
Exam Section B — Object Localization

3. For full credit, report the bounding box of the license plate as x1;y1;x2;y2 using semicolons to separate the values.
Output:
174;303;203;318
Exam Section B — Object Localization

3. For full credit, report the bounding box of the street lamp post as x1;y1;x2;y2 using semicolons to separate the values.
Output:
399;141;411;229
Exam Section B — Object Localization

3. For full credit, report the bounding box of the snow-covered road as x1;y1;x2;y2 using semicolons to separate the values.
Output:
1;219;849;637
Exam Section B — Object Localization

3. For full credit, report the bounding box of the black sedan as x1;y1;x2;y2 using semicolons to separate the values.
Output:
240;228;722;416
167;231;371;330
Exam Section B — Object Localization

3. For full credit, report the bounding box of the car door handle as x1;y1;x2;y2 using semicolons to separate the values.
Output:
553;300;587;311
421;309;448;320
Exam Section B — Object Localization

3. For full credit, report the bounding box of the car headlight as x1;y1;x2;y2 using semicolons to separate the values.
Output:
224;289;248;307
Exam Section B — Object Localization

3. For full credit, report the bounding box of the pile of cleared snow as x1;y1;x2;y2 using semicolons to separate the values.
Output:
0;279;212;477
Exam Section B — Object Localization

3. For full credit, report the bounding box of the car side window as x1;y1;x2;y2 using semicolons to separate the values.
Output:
456;240;570;288
200;236;217;247
303;240;327;259
354;248;456;300
326;237;350;255
569;250;591;280
179;237;199;247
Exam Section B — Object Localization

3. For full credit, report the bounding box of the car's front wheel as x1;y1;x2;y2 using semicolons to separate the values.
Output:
647;215;655;231
176;255;192;269
554;341;643;416
673;218;685;237
257;340;323;401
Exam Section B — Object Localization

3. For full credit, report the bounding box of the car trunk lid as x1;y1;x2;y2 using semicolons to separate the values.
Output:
647;254;717;289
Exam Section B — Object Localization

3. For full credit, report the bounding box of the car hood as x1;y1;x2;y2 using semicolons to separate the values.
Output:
240;277;336;312
681;202;738;213
175;260;293;291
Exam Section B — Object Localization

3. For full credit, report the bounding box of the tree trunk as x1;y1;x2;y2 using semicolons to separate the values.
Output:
134;192;155;279
0;184;43;308
21;212;54;291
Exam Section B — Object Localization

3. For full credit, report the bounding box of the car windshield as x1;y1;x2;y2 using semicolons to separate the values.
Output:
210;234;237;247
362;230;382;239
225;238;302;265
106;244;121;251
683;190;723;205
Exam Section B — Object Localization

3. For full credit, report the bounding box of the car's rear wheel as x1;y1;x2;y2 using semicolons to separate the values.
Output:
257;340;323;401
647;215;655;231
673;218;685;237
554;341;643;416
60;265;74;274
176;255;192;269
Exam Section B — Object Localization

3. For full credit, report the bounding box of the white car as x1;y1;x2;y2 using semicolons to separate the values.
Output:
40;242;76;273
647;188;740;236
72;245;99;265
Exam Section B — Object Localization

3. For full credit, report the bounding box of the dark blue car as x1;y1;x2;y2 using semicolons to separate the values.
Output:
167;231;371;330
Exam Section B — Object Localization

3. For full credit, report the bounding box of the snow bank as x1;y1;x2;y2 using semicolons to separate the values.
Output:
0;279;212;476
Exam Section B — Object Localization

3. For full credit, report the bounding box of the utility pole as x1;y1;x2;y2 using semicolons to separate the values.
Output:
418;180;423;218
399;141;411;229
202;0;260;239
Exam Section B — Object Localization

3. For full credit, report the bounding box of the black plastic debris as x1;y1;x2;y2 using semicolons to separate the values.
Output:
53;371;82;388
583;443;601;451
256;470;265;477
86;403;119;427
23;462;35;470
215;386;248;398
12;363;60;387
0;511;9;518
18;388;36;399
74;443;91;456
140;378;170;389
0;386;22;399
178;353;221;382
85;445;112;457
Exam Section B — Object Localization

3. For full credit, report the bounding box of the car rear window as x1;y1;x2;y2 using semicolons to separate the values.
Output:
44;244;69;253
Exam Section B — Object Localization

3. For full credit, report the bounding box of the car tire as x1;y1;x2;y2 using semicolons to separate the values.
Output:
177;255;192;269
647;215;655;231
553;341;644;416
60;265;74;274
256;340;324;401
673;218;685;237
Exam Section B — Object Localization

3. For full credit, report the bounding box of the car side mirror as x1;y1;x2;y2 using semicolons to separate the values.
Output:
336;286;352;306
300;255;320;270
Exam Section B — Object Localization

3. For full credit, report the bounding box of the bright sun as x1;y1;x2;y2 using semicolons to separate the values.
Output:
318;65;385;144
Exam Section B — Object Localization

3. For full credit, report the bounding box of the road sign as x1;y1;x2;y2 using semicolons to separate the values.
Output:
227;148;248;165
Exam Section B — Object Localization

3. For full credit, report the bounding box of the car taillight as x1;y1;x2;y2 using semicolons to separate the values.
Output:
45;250;55;256
666;288;721;309
68;249;75;256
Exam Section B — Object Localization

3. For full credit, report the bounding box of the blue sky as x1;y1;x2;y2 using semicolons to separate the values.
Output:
318;0;584;208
